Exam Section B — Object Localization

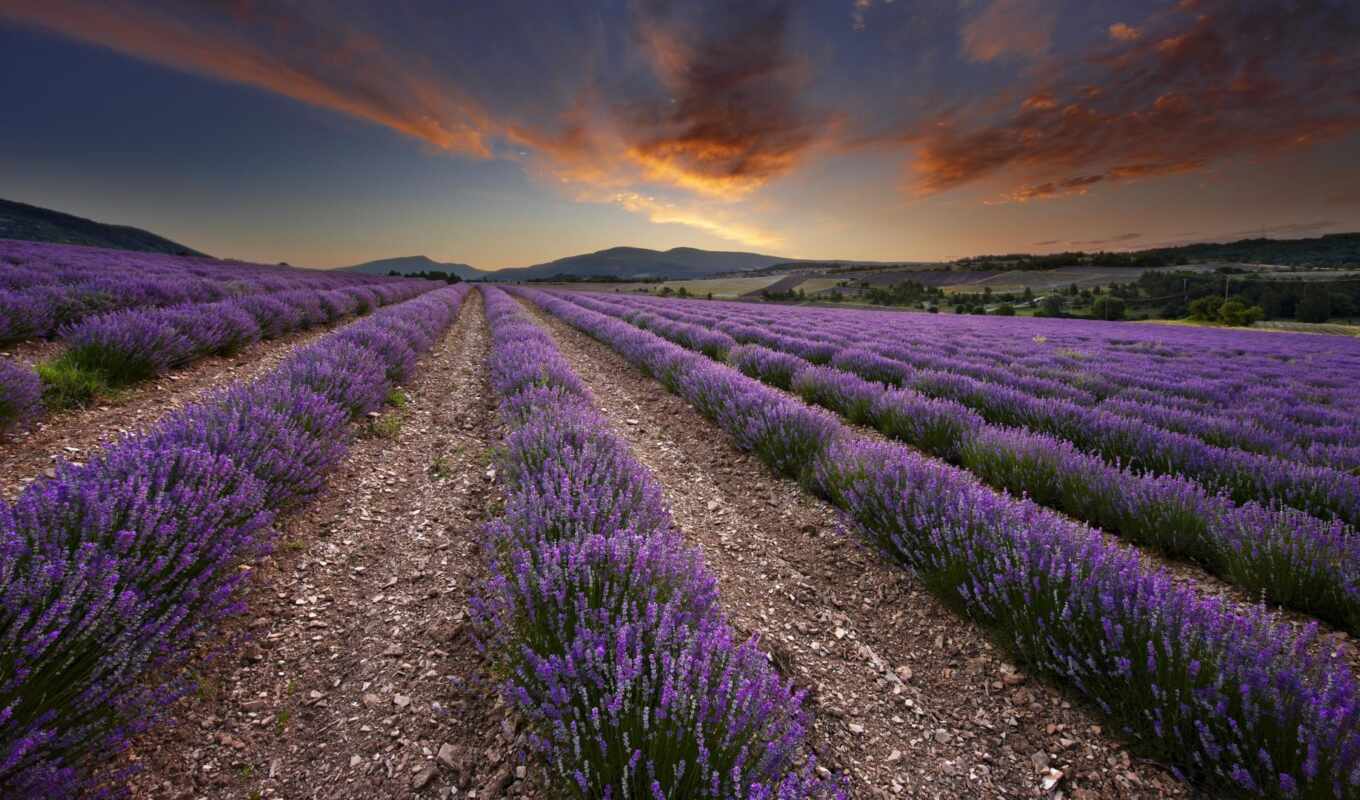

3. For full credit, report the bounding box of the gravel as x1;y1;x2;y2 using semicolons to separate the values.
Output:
122;293;534;799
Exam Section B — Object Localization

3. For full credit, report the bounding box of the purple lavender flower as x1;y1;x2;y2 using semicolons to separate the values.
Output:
0;361;42;433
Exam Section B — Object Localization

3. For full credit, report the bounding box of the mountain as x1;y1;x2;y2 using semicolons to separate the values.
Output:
0;197;204;256
342;255;489;280
339;246;796;281
494;246;794;280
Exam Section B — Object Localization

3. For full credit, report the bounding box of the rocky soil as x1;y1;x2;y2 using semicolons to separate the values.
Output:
122;293;537;800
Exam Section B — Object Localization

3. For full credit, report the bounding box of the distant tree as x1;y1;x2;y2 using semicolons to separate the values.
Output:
993;303;1016;316
1091;296;1126;320
1188;295;1224;321
1022;286;1035;303
1036;295;1065;317
927;305;939;314
1217;299;1264;326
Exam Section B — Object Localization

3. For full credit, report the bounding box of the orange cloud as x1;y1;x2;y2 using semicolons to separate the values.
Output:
1108;22;1141;41
622;0;829;199
988;174;1104;204
1021;93;1058;111
961;0;1054;62
0;0;812;245
0;0;500;157
613;192;782;248
913;0;1360;201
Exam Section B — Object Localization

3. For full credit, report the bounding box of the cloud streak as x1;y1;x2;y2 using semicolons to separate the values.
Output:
0;0;808;248
911;0;1360;200
613;192;782;248
1069;232;1141;246
0;0;501;156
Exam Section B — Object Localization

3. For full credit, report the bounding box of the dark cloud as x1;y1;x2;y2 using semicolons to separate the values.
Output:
1069;232;1142;246
910;0;1360;200
1223;220;1341;238
621;0;828;196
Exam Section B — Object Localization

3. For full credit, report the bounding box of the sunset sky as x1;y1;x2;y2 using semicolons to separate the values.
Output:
2;0;1358;269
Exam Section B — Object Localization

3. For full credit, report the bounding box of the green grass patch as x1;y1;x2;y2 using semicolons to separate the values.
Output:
37;357;110;409
366;412;402;439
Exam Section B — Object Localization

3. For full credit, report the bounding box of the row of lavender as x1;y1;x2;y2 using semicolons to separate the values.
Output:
0;285;467;798
473;287;839;798
517;287;1360;800
566;292;1360;526
704;294;1360;423
593;291;1360;466
543;292;1360;633
0;280;435;434
0;239;415;343
597;293;1360;470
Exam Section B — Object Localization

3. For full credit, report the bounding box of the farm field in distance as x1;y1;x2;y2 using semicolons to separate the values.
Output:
4;238;1360;799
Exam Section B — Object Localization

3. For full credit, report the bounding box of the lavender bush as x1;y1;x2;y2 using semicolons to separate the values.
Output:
520;287;1360;799
15;272;434;419
474;288;841;799
577;292;1360;518
543;290;1360;634
0;286;467;798
0;239;431;344
0;361;42;434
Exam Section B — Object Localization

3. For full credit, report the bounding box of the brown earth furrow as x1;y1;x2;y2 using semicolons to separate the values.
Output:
520;299;1188;800
121;291;524;800
0;322;341;500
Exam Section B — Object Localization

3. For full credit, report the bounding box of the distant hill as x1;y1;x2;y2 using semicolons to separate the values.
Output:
957;233;1360;270
343;255;488;280
1143;233;1360;267
340;246;796;281
0;198;204;256
500;246;793;280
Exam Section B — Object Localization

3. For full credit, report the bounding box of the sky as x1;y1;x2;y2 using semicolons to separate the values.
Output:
1;0;1358;270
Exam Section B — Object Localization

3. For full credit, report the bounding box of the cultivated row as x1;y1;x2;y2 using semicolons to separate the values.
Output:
473;288;841;798
0;285;468;797
566;292;1360;525
0;238;411;343
594;293;1360;462
518;287;1360;800
545;291;1360;634
0;280;435;434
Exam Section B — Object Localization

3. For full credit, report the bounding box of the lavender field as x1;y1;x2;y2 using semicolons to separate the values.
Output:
3;242;1360;800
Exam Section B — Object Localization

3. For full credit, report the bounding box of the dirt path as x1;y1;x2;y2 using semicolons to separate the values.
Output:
0;323;341;500
122;292;526;800
522;301;1187;800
